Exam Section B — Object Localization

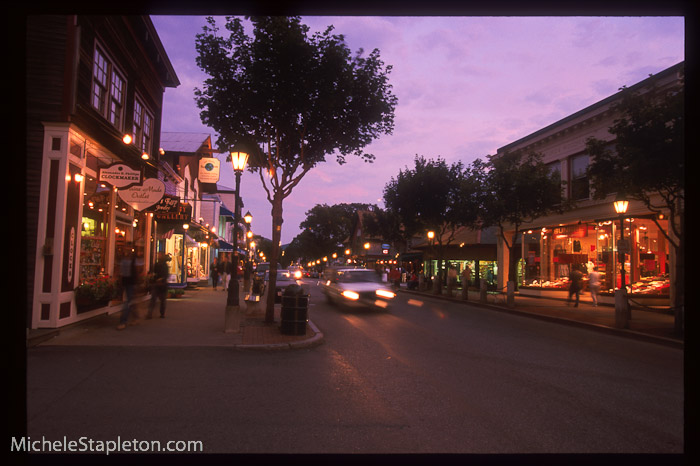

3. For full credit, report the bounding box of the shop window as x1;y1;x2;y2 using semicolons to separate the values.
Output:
91;44;126;130
80;175;111;282
570;154;590;200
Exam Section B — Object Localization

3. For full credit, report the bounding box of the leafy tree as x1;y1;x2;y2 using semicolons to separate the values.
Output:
300;203;375;254
585;77;684;335
284;203;374;264
195;16;397;322
383;156;468;294
477;151;566;291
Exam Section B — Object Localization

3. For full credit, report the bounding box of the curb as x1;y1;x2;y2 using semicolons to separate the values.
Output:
235;320;325;351
398;289;683;349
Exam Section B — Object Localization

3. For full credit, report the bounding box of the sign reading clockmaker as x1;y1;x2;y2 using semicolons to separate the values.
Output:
99;163;142;189
198;157;220;183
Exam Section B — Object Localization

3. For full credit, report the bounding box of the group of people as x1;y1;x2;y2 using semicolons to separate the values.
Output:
118;251;170;330
568;264;601;307
387;264;474;292
211;254;253;291
210;255;233;291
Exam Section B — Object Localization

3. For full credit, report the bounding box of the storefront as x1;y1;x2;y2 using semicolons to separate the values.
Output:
519;215;669;304
31;127;158;329
151;196;216;287
77;172;152;314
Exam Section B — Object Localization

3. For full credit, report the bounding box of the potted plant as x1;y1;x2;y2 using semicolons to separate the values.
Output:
167;288;185;299
74;275;119;309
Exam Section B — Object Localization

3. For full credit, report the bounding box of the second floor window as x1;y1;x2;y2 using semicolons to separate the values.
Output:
132;97;154;155
91;45;125;129
570;154;590;201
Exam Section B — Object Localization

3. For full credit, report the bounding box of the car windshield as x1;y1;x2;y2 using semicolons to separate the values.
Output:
337;270;382;283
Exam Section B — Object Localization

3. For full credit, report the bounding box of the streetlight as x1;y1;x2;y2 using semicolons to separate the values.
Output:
613;192;629;291
225;145;249;332
613;192;630;328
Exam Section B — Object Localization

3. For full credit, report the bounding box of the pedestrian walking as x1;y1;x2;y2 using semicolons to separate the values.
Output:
220;255;229;291
447;265;458;295
147;252;169;319
389;266;401;290
462;266;472;287
588;266;601;306
117;249;138;330
211;257;219;290
568;265;584;307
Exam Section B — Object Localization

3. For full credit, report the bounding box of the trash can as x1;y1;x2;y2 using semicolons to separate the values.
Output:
280;284;308;336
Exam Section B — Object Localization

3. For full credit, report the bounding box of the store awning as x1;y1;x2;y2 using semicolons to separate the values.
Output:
185;234;198;246
398;252;423;261
218;240;234;252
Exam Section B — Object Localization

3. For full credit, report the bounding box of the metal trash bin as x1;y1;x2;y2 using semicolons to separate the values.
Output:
280;284;308;336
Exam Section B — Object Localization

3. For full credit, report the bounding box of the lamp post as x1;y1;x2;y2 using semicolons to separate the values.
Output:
225;148;249;332
613;192;630;328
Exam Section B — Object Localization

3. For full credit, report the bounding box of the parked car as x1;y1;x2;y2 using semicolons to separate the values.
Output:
265;269;302;303
321;267;396;310
256;262;282;280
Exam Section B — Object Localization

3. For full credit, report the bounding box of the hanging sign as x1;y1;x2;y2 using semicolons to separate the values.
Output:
153;195;192;221
117;178;165;211
198;157;221;183
99;163;142;189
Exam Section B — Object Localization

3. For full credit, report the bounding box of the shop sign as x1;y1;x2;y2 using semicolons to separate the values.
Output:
198;157;220;183
553;223;588;239
153;195;192;221
99;163;142;189
117;178;165;211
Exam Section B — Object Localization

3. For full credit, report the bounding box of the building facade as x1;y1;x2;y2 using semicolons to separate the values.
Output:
494;62;683;305
27;16;179;329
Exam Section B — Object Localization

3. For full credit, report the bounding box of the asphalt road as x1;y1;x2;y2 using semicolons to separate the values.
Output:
25;281;684;454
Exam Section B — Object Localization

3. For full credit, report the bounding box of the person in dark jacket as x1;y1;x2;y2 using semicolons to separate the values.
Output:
211;258;219;290
567;265;584;307
147;252;169;319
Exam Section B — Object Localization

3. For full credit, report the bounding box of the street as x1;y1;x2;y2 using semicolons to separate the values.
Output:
26;281;683;454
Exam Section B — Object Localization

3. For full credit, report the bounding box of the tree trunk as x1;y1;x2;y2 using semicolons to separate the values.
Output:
265;192;284;323
508;231;519;292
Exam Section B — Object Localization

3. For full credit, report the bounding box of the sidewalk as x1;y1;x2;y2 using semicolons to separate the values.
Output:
28;285;324;350
400;285;683;348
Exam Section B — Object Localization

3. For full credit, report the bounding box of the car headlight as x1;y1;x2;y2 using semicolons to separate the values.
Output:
294;271;302;279
341;290;360;300
376;289;396;299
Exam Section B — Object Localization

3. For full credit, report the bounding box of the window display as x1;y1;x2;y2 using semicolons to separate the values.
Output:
80;177;111;282
521;217;669;296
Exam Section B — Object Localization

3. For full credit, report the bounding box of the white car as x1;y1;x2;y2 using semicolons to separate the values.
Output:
321;268;396;310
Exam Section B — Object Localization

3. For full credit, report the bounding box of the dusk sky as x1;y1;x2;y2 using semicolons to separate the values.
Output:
150;15;684;246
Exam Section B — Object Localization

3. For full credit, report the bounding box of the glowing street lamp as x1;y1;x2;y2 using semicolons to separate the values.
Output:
613;192;629;291
225;144;249;331
613;192;630;329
